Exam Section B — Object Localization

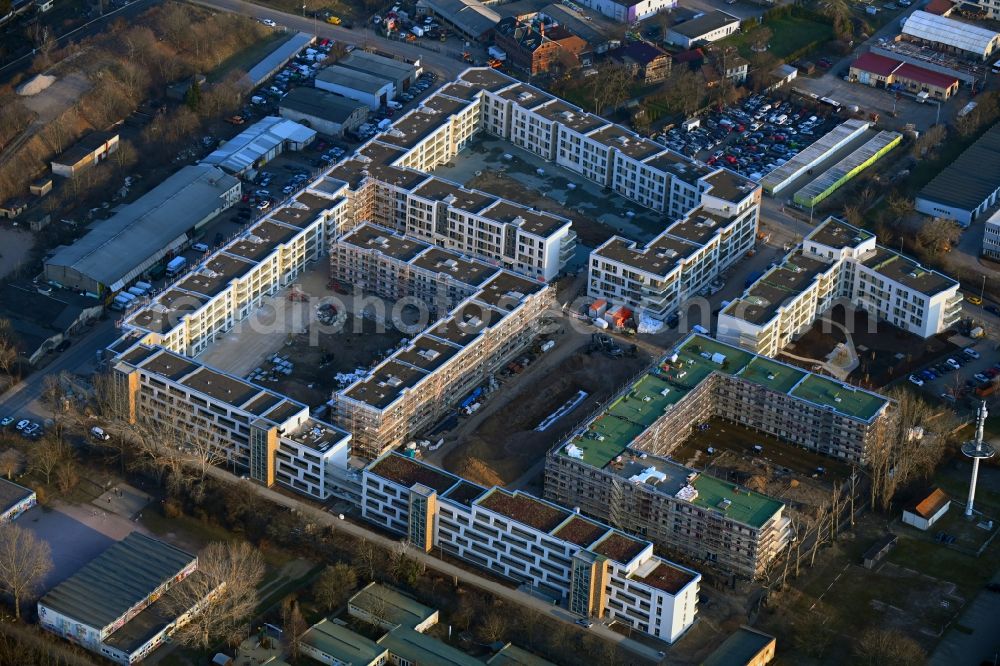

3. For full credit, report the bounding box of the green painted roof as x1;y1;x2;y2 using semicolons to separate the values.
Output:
738;356;806;394
559;334;888;471
790;374;886;421
690;473;784;529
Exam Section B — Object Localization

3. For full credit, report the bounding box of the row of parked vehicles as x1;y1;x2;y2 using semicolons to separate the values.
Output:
656;94;835;181
907;347;986;394
2;417;44;440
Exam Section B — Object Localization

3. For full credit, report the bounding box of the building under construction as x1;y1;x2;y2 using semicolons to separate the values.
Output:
545;333;894;578
330;225;554;459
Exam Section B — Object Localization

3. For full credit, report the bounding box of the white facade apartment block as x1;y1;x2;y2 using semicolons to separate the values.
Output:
983;208;1000;260
588;197;758;320
361;452;701;644
719;217;961;354
123;189;349;357
113;345;350;500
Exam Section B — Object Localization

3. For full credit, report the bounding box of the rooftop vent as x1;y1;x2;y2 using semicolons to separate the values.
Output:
418;348;440;361
386;375;403;388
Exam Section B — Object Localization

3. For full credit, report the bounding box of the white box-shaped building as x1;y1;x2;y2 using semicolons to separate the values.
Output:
361;452;701;643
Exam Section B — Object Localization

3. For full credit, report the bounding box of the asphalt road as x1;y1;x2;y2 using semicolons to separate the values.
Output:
0;318;119;423
0;0;162;79
187;0;472;79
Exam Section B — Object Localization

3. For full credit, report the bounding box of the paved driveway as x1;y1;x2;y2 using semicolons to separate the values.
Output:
931;573;1000;666
20;502;143;589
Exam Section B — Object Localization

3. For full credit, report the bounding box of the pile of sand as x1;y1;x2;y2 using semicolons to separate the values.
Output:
16;74;56;96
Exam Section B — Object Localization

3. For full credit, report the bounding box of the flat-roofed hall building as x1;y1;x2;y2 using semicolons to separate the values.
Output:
44;165;241;294
717;217;961;356
0;478;36;522
38;533;221;665
362;452;701;643
545;333;894;578
915;123;1000;226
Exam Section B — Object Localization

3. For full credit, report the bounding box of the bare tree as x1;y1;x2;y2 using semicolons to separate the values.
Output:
917;218;959;257
855;628;925;665
0;524;52;620
281;597;307;660
29;438;72;486
355;538;379;582
314;563;358;612
0;319;18;378
165;541;264;649
0;449;23;480
477;607;508;643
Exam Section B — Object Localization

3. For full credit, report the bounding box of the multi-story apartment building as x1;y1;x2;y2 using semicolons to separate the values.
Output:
588;193;758;320
362;452;701;643
718;217;962;356
330;239;554;458
111;343;351;500
121;188;349;357
544;333;894;578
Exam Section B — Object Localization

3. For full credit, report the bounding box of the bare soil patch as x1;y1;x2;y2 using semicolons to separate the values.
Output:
443;348;651;486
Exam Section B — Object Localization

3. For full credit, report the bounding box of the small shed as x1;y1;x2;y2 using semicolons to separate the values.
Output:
902;488;950;531
862;533;897;569
30;176;53;197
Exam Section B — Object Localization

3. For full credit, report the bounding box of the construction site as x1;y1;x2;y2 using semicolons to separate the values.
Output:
433;331;651;489
196;263;410;407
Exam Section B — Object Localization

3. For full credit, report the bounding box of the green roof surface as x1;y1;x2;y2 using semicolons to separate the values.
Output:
302;619;384;665
739;356;806;394
559;333;888;471
790;374;886;421
690;473;784;529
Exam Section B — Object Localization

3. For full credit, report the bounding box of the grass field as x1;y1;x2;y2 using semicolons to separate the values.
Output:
209;30;292;83
726;14;835;60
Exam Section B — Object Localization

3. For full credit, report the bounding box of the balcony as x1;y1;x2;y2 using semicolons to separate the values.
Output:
559;230;578;264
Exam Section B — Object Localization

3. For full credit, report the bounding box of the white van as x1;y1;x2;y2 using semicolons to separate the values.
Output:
127;286;147;298
90;426;110;441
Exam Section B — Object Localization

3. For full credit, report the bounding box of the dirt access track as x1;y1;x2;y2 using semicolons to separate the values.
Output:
440;333;651;487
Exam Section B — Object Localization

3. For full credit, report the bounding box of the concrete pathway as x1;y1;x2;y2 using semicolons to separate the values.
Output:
931;572;1000;666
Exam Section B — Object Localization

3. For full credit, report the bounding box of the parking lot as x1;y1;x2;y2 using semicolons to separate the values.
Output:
905;339;1000;407
655;93;842;182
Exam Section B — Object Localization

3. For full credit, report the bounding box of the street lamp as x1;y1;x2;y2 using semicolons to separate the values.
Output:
980;275;987;305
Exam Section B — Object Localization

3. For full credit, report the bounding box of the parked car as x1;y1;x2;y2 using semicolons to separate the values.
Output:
908;374;924;387
964;347;981;359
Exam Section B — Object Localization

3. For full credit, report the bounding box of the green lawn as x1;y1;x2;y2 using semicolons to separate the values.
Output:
725;14;835;60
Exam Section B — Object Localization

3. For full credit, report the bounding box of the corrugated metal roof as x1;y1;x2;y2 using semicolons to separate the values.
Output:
202;116;316;173
39;533;195;631
246;32;315;86
918;123;1000;210
902;11;999;57
44;165;239;291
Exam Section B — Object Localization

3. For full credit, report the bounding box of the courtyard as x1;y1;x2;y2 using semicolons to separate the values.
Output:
196;262;409;407
431;136;666;248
